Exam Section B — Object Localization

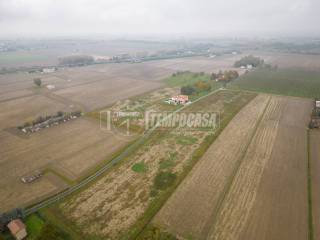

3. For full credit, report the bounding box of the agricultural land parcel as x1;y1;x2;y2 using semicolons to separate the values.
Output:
154;95;312;240
44;90;257;239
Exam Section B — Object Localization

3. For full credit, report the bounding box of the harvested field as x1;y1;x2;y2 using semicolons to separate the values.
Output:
154;96;312;240
57;90;256;239
0;94;70;129
144;55;246;73
0;117;130;211
154;94;270;238
310;130;320;240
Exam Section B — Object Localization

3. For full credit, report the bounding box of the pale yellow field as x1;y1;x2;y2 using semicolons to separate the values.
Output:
0;117;130;211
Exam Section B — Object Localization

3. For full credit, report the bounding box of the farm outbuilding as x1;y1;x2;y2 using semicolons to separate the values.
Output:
7;219;27;240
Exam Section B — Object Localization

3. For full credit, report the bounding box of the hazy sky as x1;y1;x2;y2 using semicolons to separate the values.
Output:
0;0;319;38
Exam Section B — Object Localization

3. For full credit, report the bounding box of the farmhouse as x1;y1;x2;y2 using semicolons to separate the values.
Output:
0;209;24;233
46;84;55;90
42;68;56;73
167;95;189;105
7;219;27;240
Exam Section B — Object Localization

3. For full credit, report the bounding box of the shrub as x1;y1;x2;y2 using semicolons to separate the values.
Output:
153;171;177;191
33;78;42;87
181;86;196;95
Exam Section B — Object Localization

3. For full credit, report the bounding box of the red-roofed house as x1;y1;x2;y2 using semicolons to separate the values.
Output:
7;219;27;240
170;95;189;105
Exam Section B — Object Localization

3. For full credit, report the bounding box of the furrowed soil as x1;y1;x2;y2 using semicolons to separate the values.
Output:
154;96;312;240
310;130;320;240
153;94;270;238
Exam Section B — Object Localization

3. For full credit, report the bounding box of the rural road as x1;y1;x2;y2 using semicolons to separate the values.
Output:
24;87;223;216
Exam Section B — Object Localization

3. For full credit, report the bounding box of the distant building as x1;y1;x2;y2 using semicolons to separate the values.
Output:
7;219;27;240
316;99;320;108
46;84;55;90
42;68;56;73
247;64;253;70
0;209;24;232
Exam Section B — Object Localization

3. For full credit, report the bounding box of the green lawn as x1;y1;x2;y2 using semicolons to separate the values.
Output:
25;214;45;239
229;68;320;98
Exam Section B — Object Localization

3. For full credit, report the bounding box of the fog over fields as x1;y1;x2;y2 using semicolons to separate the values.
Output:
0;0;320;38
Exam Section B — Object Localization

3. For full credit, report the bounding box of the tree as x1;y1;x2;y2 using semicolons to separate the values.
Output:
210;72;217;80
194;81;211;92
181;86;196;95
33;78;42;87
234;55;264;68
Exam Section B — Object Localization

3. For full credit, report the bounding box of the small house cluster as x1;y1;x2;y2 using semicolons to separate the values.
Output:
165;95;190;105
0;209;27;240
19;111;82;134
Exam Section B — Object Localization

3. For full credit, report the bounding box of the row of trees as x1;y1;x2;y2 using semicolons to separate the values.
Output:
234;55;264;68
181;80;212;95
210;70;239;82
58;55;94;66
18;110;82;129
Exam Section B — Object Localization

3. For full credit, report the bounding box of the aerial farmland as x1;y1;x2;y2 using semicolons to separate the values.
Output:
0;36;320;240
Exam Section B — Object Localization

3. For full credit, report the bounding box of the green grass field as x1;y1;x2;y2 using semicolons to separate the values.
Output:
0;52;50;65
229;68;320;98
165;72;211;87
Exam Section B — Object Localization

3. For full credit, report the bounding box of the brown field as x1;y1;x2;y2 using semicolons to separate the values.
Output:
0;117;130;211
57;90;256;239
154;94;270;238
250;51;320;71
0;56;241;213
154;96;312;240
310;130;320;240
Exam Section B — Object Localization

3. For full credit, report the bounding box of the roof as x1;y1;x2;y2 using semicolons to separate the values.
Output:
172;95;189;101
7;219;26;235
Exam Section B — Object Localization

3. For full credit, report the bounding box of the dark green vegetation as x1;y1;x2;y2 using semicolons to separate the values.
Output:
25;214;45;239
234;55;264;67
132;162;148;173
230;68;320;98
58;55;94;66
153;172;177;191
33;78;42;87
36;223;70;240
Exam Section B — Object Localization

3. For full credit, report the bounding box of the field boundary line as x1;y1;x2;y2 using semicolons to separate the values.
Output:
23;87;224;216
307;129;314;240
201;95;272;238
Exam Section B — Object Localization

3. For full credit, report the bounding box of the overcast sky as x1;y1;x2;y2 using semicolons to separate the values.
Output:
0;0;319;38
